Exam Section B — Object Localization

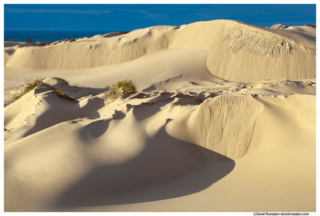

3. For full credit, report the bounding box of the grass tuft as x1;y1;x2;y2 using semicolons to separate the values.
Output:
104;79;137;101
11;76;46;102
10;76;77;104
116;79;137;95
50;87;77;101
58;78;69;85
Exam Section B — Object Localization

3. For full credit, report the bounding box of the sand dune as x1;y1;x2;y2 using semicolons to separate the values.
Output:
4;19;316;212
5;20;316;82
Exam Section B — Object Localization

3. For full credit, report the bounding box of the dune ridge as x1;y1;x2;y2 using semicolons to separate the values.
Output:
5;20;316;82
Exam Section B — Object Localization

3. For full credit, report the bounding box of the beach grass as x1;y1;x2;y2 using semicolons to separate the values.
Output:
104;79;137;101
11;76;46;103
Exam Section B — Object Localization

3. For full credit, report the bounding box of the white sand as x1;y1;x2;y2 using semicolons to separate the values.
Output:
4;20;316;212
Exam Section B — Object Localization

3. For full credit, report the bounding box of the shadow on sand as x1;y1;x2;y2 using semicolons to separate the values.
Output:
23;90;105;138
54;126;235;208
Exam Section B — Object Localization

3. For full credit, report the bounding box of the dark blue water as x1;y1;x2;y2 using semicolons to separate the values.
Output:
4;31;112;43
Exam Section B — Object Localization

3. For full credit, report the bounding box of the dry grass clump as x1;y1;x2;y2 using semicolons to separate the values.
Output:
11;76;46;102
105;86;123;101
104;79;137;101
10;76;77;104
116;79;137;95
50;87;77;101
58;78;69;85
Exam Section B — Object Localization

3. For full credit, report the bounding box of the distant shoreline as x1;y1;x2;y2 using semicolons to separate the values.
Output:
4;30;118;43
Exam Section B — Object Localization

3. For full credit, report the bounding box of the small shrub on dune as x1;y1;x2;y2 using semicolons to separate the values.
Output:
116;79;137;95
105;85;123;101
104;79;137;101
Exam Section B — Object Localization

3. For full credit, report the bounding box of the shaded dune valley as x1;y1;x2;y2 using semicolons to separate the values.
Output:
4;19;316;212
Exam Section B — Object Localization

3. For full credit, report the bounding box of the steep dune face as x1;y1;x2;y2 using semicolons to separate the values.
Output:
5;20;315;82
170;20;315;82
188;95;263;160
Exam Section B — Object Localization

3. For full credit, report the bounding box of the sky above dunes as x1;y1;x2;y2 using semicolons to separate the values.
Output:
4;4;316;31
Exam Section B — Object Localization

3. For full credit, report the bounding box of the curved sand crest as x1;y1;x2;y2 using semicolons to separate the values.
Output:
4;62;315;144
5;20;316;82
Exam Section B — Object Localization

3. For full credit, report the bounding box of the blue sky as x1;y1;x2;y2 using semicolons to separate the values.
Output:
4;4;316;31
